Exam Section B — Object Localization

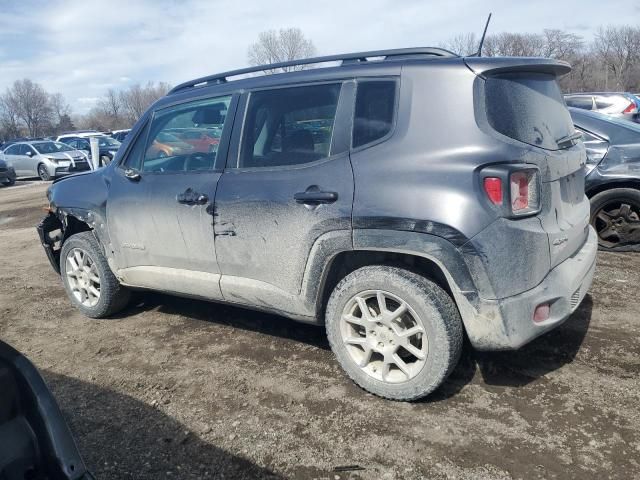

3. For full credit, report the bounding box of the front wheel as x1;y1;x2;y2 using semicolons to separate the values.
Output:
38;164;51;181
590;188;640;251
60;232;131;318
2;177;15;186
325;266;463;401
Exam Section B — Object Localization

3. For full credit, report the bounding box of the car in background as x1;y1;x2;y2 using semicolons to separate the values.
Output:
570;107;640;251
60;135;121;167
0;140;91;180
0;158;17;186
168;128;220;153
565;92;639;123
147;131;194;157
55;130;104;142
110;129;131;142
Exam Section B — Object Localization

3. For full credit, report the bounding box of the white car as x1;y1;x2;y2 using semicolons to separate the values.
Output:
0;141;91;181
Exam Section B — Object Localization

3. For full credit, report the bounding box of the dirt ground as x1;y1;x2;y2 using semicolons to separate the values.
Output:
1;180;639;480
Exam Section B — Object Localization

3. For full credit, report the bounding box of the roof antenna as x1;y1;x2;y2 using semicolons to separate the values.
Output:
475;13;492;57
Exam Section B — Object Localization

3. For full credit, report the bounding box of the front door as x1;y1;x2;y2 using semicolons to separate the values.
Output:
214;82;354;312
106;94;236;300
2;144;23;176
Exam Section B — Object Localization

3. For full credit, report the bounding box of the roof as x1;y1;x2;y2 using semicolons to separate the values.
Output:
168;47;458;95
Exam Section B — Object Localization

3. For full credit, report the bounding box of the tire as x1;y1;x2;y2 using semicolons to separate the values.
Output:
100;155;111;166
590;188;640;252
325;266;463;401
2;177;15;186
60;232;130;318
37;163;51;181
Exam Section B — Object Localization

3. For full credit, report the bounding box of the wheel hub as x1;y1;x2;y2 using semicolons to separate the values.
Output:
340;290;428;384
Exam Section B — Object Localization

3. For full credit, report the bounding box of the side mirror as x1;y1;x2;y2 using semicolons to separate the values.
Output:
25;150;33;157
124;168;141;181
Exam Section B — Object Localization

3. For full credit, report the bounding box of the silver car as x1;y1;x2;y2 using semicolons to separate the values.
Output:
0;141;92;181
564;92;639;123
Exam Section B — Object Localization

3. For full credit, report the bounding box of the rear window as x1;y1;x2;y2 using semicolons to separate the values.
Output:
484;73;575;150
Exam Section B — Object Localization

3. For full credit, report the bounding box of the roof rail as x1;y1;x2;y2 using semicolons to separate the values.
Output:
169;47;457;94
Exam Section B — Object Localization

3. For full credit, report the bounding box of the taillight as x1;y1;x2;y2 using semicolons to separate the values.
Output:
623;101;637;114
483;177;503;205
510;170;539;214
480;165;540;217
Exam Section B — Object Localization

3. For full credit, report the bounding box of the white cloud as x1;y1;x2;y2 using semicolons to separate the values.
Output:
0;0;637;114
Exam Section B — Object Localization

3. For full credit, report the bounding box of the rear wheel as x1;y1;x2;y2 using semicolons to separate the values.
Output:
590;188;640;251
37;164;51;181
60;232;130;318
325;266;463;401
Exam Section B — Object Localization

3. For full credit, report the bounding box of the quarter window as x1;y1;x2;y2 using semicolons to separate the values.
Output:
140;96;231;173
353;81;396;148
239;83;341;168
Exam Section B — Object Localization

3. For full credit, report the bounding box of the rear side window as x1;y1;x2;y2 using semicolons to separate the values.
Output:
240;83;341;168
484;73;575;150
566;96;593;110
353;81;396;148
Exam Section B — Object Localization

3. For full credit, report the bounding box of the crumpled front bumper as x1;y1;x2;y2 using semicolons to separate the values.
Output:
36;212;63;274
463;226;598;350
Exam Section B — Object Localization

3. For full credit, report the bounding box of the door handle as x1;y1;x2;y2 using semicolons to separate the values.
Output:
177;188;208;205
294;191;338;204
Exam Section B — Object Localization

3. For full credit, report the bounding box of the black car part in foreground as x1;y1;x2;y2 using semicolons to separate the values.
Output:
0;340;94;480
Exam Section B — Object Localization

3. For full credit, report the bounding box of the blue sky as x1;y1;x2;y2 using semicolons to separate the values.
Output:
1;0;638;114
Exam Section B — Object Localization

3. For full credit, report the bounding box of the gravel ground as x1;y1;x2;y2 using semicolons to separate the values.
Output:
1;180;639;480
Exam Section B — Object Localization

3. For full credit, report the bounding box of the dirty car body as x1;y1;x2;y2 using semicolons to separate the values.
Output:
37;48;597;400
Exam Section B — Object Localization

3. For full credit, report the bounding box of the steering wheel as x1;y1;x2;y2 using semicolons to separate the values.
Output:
184;152;210;171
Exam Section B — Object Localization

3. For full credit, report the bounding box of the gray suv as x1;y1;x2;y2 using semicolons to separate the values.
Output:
37;48;597;401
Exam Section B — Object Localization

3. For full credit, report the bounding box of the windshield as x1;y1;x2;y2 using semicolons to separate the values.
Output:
32;141;74;154
97;136;121;148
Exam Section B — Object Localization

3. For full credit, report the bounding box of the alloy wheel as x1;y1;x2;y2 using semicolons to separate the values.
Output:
65;248;101;307
593;200;640;248
340;290;428;384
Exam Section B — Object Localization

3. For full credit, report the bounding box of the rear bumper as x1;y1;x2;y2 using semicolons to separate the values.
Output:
463;226;597;350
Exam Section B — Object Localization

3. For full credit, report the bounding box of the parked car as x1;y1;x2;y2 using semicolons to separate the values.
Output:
60;135;121;166
570;107;640;251
1;140;91;180
0;340;94;479
110;129;131;142
55;130;104;142
0;158;17;186
37;48;596;401
147;131;194;157
564;92;640;123
168;128;220;153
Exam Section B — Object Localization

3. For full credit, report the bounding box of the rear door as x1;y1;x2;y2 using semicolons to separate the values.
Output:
214;82;354;309
106;94;237;300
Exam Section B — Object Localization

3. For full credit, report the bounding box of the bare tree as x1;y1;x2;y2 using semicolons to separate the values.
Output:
0;93;22;140
439;33;478;56
593;25;640;90
3;80;53;137
119;81;171;124
483;32;546;57
247;28;316;72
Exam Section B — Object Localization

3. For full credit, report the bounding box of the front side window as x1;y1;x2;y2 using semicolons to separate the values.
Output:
239;83;341;168
353;80;396;148
566;96;593;110
141;95;232;173
4;145;19;155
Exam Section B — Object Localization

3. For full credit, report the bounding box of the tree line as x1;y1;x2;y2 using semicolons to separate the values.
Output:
440;25;640;92
2;24;639;142
0;80;170;141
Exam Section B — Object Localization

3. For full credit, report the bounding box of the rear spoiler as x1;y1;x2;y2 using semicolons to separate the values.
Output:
464;57;571;78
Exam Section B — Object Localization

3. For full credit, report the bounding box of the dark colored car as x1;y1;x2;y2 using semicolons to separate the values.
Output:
59;136;121;167
571;107;640;251
0;340;94;479
0;158;17;186
37;48;596;401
